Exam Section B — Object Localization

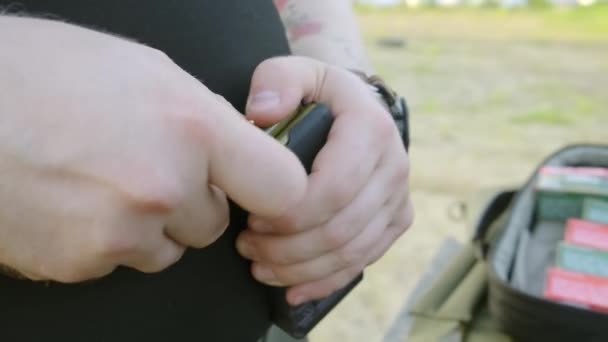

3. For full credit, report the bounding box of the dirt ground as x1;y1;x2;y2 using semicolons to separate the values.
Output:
309;8;608;342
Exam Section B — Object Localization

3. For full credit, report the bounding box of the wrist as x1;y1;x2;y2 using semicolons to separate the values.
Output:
349;69;410;150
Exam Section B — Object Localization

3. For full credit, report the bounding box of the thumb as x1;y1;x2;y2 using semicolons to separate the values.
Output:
245;57;316;127
245;56;373;126
207;99;307;218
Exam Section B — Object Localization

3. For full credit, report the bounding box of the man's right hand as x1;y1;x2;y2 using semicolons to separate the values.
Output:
0;16;307;283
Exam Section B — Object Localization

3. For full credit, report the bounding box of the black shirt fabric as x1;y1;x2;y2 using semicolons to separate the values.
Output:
0;1;291;341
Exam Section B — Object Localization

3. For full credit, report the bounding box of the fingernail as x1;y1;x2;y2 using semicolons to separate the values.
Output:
290;294;307;306
236;237;256;259
248;91;280;112
254;265;280;285
250;218;272;233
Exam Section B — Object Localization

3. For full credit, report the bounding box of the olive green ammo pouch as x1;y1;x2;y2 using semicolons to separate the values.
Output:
488;144;608;342
405;144;608;342
405;190;514;342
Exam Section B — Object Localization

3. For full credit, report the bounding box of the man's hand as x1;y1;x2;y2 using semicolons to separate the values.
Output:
0;17;306;282
236;56;414;305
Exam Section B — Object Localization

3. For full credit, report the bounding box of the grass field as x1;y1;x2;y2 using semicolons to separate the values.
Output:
309;5;608;342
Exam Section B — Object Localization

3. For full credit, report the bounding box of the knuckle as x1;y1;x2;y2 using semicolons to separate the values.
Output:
273;267;299;285
216;205;231;234
397;154;411;178
374;108;398;138
327;270;358;295
258;238;302;265
2;265;36;281
126;183;183;214
393;204;415;238
335;246;362;267
245;237;270;261
256;56;291;74
188;228;223;249
193;230;225;249
166;191;229;249
273;214;304;234
316;287;336;300
283;183;307;215
337;267;361;289
391;159;410;186
197;200;230;248
136;264;166;274
141;247;185;273
266;247;294;266
344;265;364;285
155;83;217;149
53;269;90;283
404;212;415;232
171;104;218;148
401;205;415;234
322;224;351;249
50;268;84;283
327;181;354;211
118;170;184;215
49;263;111;284
266;168;307;220
93;230;140;260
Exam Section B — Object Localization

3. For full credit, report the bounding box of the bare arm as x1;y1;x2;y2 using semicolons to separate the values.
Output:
0;14;306;282
273;0;372;73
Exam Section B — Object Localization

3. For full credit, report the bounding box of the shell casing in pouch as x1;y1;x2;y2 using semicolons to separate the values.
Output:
535;166;608;222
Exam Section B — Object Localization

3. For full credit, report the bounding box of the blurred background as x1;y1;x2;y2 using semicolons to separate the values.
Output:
310;1;607;341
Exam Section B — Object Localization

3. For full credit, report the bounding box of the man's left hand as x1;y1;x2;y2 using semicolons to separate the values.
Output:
236;56;414;305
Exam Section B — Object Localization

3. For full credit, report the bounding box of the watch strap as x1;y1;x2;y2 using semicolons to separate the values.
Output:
350;70;410;151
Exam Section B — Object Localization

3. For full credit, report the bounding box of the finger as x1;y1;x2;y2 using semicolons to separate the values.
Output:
246;56;376;125
245;56;399;230
285;113;386;228
366;197;414;266
284;193;412;304
173;76;308;219
238;162;386;264
121;230;185;274
291;126;408;234
166;184;229;248
245;56;313;126
247;113;382;231
207;98;307;218
238;144;407;264
251;199;392;286
286;264;363;306
56;216;185;282
93;213;187;274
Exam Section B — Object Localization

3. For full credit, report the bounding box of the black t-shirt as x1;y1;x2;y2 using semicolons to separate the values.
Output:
0;1;291;341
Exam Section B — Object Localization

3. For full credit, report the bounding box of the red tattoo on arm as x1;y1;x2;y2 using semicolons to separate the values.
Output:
273;0;288;12
274;1;324;42
288;21;323;41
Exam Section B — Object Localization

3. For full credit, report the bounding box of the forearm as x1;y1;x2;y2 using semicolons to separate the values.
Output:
274;0;371;73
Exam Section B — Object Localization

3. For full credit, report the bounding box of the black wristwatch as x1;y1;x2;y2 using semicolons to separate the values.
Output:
351;70;410;151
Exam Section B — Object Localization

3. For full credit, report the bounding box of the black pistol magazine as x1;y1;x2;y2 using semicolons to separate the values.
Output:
265;104;364;338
